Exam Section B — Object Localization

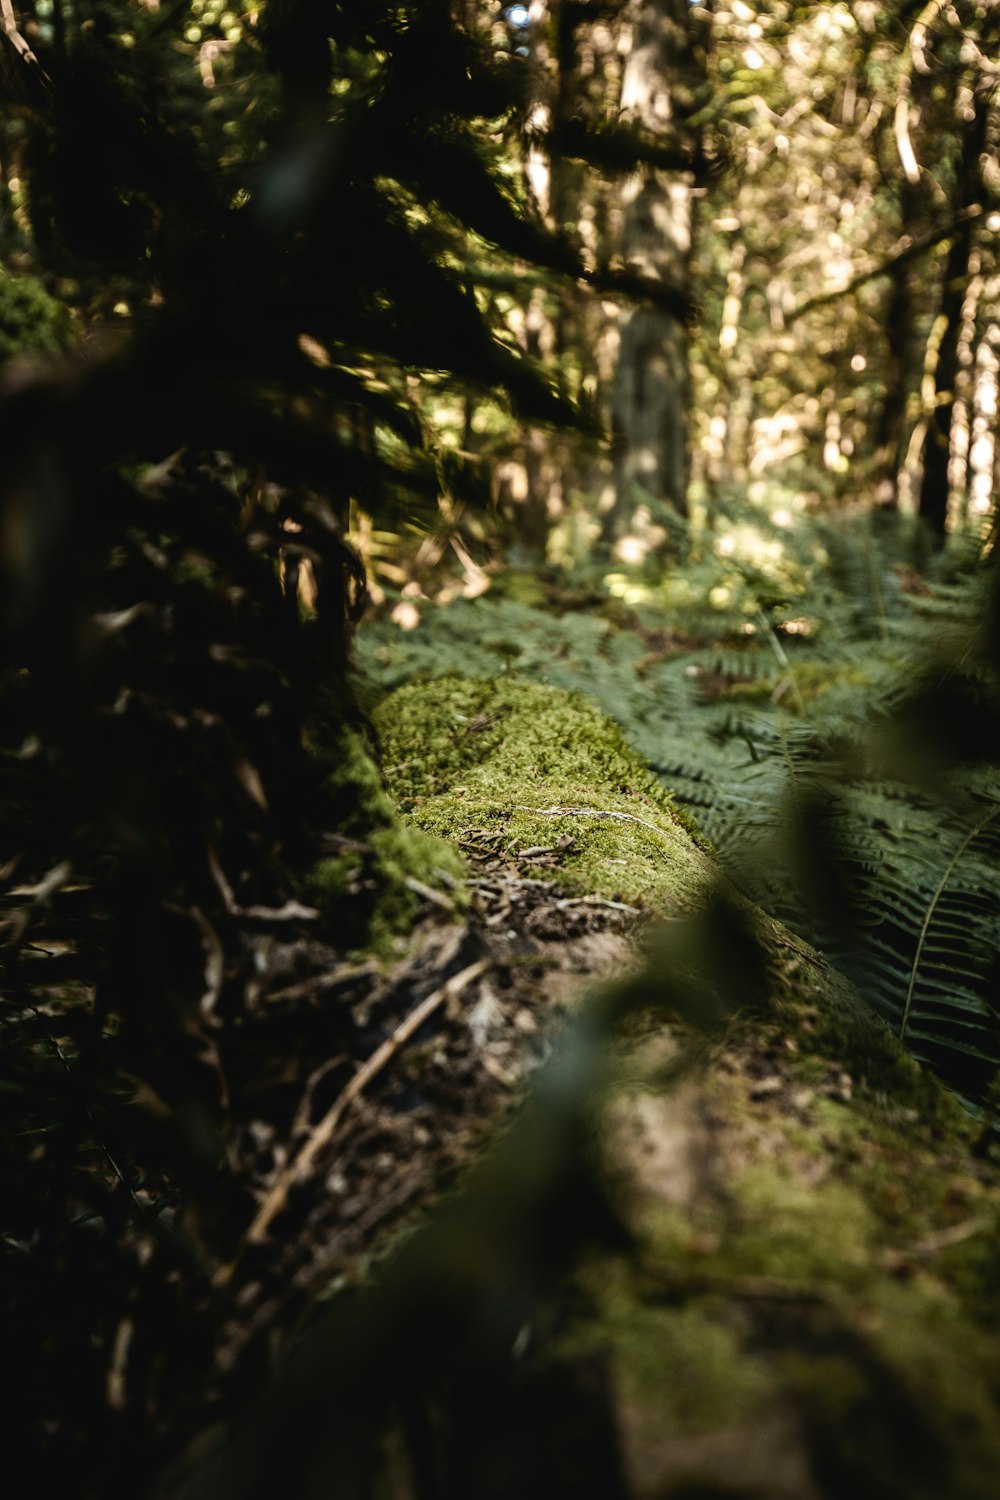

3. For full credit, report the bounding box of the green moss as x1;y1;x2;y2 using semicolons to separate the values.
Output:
587;1253;1000;1496
560;962;1000;1497
722;929;975;1135
374;676;717;911
350;666;1000;1491
340;662;1000;1494
0;268;74;363
598;1277;772;1435
724;1165;876;1284
774;1294;1000;1499
305;713;464;955
581;1122;1000;1497
788;988;974;1134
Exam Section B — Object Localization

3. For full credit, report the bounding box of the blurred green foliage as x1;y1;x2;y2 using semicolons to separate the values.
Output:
0;266;73;361
0;2;604;1494
0;0;999;1496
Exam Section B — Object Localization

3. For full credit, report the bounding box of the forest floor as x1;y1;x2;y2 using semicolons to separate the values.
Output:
205;776;1000;1500
259;855;638;1297
202;653;1000;1500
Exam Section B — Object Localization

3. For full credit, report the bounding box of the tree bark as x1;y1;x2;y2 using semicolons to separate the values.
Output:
606;0;697;544
916;79;989;541
871;180;921;510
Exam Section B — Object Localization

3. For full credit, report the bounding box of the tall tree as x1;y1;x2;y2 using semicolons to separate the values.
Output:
916;79;992;539
606;0;703;545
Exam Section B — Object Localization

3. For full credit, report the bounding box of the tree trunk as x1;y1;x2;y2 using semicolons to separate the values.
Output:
872;187;919;510
606;0;697;546
917;82;989;542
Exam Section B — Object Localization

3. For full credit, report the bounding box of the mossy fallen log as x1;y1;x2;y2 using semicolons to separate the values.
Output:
374;674;715;911
191;675;1000;1500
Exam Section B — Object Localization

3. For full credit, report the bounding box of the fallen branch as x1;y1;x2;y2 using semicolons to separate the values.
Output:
785;205;984;325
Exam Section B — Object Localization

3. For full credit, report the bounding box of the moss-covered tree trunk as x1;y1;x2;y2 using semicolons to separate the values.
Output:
185;674;1000;1500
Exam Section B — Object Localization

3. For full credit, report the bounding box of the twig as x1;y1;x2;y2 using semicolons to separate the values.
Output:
555;895;642;915
515;804;673;840
264;960;378;1006
243;958;491;1246
403;875;456;911
882;1216;989;1271
241;900;320;923
909;1216;988;1256
1;0;48;80
785;205;984;325
206;842;318;922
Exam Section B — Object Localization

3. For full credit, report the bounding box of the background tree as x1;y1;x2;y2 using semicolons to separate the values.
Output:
606;0;706;546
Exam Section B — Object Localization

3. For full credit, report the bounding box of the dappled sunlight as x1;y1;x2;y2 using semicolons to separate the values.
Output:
4;1;1000;1494
390;599;421;631
547;504;602;568
612;501;669;565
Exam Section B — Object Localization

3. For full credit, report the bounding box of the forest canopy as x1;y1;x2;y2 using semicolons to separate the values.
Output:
2;1;1000;1497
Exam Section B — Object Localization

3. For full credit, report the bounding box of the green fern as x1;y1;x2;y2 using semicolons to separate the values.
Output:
357;512;1000;1110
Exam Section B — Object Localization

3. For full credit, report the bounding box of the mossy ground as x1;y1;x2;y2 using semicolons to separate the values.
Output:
358;672;1000;1496
305;715;464;954
572;967;1000;1499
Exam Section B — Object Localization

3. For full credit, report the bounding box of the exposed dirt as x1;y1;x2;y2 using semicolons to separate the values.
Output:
213;861;638;1378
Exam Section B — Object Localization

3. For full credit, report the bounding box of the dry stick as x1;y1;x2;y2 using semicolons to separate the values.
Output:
1;0;41;64
244;958;491;1246
555;895;641;914
403;874;456;911
515;804;674;840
